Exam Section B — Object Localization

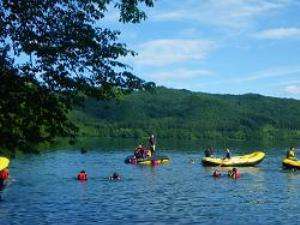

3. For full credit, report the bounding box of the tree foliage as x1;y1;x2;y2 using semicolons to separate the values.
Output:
0;0;155;153
73;87;300;144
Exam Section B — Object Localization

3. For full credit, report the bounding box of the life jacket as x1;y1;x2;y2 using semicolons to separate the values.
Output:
77;172;88;181
135;148;145;158
287;150;295;159
0;168;9;180
231;170;240;179
234;170;241;179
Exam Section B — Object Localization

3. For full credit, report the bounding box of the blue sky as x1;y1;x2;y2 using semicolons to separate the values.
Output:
110;0;300;99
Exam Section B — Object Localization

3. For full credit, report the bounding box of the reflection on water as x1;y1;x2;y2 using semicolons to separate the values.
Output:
0;141;300;225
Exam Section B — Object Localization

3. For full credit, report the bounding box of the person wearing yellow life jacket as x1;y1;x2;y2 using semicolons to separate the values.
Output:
286;147;296;160
77;170;88;181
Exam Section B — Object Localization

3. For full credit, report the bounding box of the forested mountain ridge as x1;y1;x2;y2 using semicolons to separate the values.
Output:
71;87;300;143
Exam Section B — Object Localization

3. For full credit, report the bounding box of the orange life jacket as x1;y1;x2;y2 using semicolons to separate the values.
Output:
77;172;87;181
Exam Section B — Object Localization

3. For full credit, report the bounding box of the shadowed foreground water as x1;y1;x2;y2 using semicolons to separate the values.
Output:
0;148;300;225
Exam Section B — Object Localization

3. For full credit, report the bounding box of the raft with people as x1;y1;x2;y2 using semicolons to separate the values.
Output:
125;135;170;165
282;147;300;169
202;151;265;167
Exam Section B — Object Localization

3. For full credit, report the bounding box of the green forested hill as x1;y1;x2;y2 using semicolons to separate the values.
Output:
71;87;300;143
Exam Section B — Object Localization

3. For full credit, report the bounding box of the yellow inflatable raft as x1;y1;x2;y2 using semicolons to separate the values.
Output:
137;156;170;165
202;151;265;167
282;158;300;169
125;155;169;165
0;157;10;171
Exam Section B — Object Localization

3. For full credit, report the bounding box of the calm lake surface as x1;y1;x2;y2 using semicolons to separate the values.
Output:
1;142;300;225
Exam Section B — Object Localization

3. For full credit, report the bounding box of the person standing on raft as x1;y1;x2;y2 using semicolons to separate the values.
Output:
224;148;231;160
148;134;156;156
286;147;296;160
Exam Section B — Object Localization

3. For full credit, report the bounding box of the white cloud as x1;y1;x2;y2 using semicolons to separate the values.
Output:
237;66;300;82
135;39;215;66
254;27;300;39
204;65;300;86
153;0;293;29
147;69;214;82
284;85;300;94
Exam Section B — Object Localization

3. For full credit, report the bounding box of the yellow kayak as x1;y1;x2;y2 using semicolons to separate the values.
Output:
0;157;10;171
282;158;300;169
202;151;265;167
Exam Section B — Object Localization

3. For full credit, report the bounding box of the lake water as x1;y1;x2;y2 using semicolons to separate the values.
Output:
1;145;300;225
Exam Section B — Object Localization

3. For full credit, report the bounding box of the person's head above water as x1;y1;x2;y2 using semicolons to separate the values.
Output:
232;168;237;172
113;172;119;178
80;170;85;174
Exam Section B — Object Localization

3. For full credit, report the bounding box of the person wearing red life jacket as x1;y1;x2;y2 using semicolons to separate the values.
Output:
134;145;144;159
0;168;9;186
77;170;88;181
228;168;240;179
0;168;9;180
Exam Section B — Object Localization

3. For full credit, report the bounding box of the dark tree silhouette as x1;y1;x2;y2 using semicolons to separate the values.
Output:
0;0;155;153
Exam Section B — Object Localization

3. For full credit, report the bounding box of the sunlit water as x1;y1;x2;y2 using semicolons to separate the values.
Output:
1;147;300;225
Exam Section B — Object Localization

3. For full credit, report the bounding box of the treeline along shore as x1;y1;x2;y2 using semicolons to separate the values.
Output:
70;87;300;144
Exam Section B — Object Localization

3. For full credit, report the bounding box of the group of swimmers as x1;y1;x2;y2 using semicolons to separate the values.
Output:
203;147;239;179
212;168;241;179
76;135;157;181
76;135;157;182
